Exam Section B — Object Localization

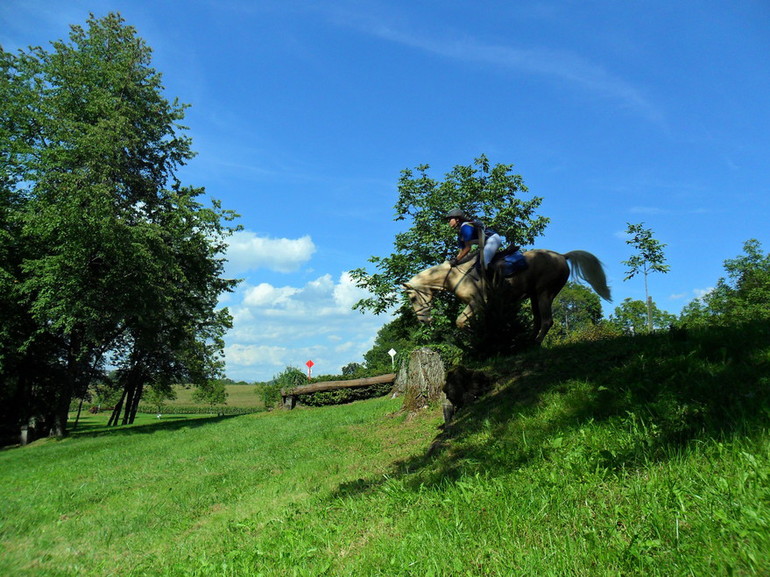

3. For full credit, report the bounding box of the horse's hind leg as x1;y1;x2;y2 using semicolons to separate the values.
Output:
534;293;557;343
530;298;542;342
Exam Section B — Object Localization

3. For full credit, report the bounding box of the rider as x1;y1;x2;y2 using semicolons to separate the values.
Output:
445;208;503;275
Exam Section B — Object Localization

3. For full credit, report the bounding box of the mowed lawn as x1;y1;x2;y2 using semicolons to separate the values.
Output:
0;397;443;577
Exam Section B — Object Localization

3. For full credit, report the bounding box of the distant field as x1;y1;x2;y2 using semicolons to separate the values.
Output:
167;383;262;409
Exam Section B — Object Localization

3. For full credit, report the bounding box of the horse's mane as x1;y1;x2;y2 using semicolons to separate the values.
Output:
406;261;451;290
406;258;479;292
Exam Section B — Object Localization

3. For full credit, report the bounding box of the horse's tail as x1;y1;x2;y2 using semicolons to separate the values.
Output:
564;250;612;301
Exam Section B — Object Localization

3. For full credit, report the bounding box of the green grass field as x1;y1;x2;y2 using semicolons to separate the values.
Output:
166;384;261;409
2;323;769;576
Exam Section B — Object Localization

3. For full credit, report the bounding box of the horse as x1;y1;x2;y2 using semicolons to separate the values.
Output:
403;249;612;343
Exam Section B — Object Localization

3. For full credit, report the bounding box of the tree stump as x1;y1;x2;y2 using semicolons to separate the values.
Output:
442;366;493;422
397;347;446;413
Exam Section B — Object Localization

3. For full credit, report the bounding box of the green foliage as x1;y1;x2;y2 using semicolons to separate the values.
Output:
462;282;533;359
299;382;394;407
610;297;677;334
623;222;670;332
134;404;258;416
143;385;178;415
259;366;307;409
705;239;770;321
543;281;605;345
623;222;670;281
0;13;238;438
678;239;770;329
192;379;228;410
363;314;420;373
351;155;548;319
341;362;364;377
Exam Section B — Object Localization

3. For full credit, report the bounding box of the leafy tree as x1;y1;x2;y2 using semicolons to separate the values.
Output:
543;282;604;344
677;296;714;328
259;367;307;410
622;222;670;332
705;239;770;322
351;156;548;345
192;379;228;413
363;315;422;373
609;298;676;335
341;362;364;377
145;385;178;416
0;14;237;438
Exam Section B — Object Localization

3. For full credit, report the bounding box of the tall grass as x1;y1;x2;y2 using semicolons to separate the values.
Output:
1;322;769;576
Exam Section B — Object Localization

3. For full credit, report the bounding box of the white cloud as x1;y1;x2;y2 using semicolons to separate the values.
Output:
670;287;714;301
223;271;391;381
693;287;714;299
243;283;299;307
225;230;316;274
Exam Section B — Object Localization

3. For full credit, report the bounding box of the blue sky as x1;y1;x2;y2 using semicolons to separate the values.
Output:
3;1;769;382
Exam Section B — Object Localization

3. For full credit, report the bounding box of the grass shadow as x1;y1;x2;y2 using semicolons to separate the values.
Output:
68;413;244;439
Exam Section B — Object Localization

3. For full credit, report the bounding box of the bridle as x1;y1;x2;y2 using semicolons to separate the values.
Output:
405;285;434;323
405;258;481;323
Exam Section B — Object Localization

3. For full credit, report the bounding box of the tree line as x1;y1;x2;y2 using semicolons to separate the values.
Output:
0;13;238;442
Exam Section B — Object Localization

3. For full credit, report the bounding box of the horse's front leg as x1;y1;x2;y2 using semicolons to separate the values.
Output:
456;302;477;329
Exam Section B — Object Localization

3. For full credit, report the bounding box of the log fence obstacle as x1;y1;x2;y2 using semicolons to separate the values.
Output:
281;373;396;409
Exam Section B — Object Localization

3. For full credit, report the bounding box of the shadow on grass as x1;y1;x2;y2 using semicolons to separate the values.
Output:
68;413;245;438
333;319;770;497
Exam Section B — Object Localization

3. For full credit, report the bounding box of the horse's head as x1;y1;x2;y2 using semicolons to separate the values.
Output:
403;283;434;323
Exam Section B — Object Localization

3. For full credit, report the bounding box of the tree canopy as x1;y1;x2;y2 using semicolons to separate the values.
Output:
0;13;238;440
610;298;676;335
679;239;770;326
351;155;548;317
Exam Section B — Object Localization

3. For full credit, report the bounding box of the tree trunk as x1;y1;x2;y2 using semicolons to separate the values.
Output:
398;347;446;413
108;388;127;427
49;393;71;438
121;381;136;425
72;398;84;430
128;381;143;424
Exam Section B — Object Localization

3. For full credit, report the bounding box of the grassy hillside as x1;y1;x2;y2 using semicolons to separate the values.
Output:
1;322;769;576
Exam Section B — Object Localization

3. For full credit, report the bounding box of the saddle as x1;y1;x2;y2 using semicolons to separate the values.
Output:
488;245;527;278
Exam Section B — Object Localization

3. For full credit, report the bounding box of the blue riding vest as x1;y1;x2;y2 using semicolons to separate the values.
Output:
457;221;499;248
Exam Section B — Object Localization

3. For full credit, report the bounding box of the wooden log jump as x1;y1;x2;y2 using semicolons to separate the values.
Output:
281;373;396;409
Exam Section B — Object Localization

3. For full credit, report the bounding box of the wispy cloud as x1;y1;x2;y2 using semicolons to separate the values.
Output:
337;12;662;123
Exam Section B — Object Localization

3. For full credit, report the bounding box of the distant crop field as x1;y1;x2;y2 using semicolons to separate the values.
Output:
168;384;262;409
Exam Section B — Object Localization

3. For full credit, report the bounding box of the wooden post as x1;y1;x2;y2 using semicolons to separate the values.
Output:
281;394;296;410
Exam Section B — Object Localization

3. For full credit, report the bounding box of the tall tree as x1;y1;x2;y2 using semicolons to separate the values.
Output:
351;156;548;342
1;14;237;438
622;222;670;333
